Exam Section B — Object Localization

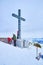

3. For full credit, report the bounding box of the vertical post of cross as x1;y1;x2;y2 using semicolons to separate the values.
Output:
18;9;21;39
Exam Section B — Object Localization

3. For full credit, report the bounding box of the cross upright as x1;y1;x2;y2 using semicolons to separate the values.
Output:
12;9;25;39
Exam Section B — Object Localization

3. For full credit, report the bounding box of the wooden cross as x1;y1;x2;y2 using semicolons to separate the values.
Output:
12;9;25;39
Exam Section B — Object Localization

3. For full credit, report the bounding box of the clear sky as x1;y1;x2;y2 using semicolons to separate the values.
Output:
0;0;43;38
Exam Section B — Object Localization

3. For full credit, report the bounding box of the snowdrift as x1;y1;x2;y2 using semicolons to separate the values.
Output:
0;41;43;65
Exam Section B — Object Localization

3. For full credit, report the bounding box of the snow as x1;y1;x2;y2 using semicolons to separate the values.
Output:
0;41;43;65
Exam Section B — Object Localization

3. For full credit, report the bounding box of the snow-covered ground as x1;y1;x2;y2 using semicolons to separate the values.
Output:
0;41;43;65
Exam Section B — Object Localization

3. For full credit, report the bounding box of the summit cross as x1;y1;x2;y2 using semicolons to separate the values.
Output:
12;9;25;39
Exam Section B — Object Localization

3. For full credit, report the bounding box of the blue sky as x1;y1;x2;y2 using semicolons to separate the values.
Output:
0;0;43;38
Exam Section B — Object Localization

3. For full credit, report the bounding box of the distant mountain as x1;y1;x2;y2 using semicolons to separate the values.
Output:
32;38;43;44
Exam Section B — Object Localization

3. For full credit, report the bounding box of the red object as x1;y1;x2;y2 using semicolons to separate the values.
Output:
8;37;12;43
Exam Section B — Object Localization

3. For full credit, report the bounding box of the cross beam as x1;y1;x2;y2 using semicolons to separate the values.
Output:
12;9;25;39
